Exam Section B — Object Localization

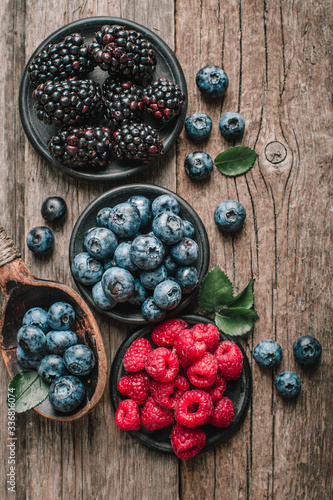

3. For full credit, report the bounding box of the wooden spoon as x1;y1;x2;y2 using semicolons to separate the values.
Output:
0;223;107;421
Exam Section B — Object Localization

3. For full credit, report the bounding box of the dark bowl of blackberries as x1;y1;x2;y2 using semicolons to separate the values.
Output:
69;184;210;325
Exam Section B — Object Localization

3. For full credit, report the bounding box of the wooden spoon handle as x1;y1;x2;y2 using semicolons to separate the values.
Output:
0;224;21;268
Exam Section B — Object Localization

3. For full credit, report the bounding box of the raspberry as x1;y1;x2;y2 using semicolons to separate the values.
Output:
214;340;243;380
203;375;227;402
187;352;218;388
175;390;213;427
117;371;149;405
208;396;235;428
171;424;206;460
151;318;188;348
141;396;174;431
145;347;179;382
191;323;220;353
123;337;152;372
173;329;207;367
149;375;189;409
115;399;141;431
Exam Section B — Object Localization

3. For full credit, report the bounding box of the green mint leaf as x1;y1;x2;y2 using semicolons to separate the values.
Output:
228;279;255;309
215;312;254;337
7;371;49;413
214;146;258;177
199;266;234;312
218;307;259;320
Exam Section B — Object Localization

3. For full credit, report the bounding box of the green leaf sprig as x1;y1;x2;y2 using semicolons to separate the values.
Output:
214;146;258;177
199;266;258;336
7;371;49;413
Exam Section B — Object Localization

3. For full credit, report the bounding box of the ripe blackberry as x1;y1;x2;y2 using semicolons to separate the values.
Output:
32;78;104;127
88;24;157;80
28;33;95;89
113;122;163;163
48;125;113;169
143;78;186;123
102;78;144;128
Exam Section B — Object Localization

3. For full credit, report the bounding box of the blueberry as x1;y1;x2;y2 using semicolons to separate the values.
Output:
22;307;49;333
17;325;46;355
141;297;166;323
114;241;138;272
152;212;184;245
101;267;135;302
41;196;67;223
196;65;229;97
38;354;69;384
130;234;165;270
184;151;213;180
83;227;118;260
170;237;199;265
47;302;75;331
96;207;112;227
152;195;180;217
219;112;245;140
45;330;78;356
253;340;283;368
163;254;178;276
16;345;43;370
92;281;117;310
185;112;212;141
71;252;104;285
128;279;148;306
175;266;199;294
104;257;116;270
293;336;322;365
153;279;182;310
49;375;85;413
275;371;301;398
140;265;167;290
214;200;246;232
182;220;195;239
108;202;141;238
128;195;153;227
26;226;54;254
63;344;96;376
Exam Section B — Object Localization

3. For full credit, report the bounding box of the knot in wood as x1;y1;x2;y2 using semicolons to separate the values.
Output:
265;141;287;164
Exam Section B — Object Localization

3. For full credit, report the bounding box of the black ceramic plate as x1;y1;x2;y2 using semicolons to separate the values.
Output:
69;184;210;325
19;17;187;182
110;314;251;455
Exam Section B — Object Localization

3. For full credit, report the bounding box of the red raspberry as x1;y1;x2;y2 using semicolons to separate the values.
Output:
149;375;189;409
141;396;174;431
187;352;218;387
173;329;207;367
151;318;188;348
117;371;149;405
145;347;179;382
203;375;227;402
175;390;213;428
191;323;220;353
123;337;152;372
171;423;206;460
214;340;243;380
208;396;235;428
115;399;141;431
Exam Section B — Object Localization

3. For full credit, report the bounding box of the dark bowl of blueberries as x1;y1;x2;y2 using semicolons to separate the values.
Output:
69;184;210;324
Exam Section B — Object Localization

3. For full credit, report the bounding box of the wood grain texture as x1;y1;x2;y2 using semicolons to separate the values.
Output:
0;0;332;499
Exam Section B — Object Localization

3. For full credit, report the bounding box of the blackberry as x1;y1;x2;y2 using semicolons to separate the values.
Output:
143;78;186;123
48;125;113;169
28;33;95;89
113;122;163;163
32;78;104;126
102;78;144;128
88;25;156;80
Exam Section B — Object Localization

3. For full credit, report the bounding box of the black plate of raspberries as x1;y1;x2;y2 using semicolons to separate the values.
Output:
110;315;251;458
19;17;187;182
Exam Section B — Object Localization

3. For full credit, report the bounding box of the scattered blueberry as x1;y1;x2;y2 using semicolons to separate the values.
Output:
128;195;153;227
140;265;167;290
63;344;96;376
16;345;43;370
214;200;246;232
45;330;78;356
185;113;212;141
38;354;69;384
108;202;141;238
49;375;85;413
163;254;178;276
141;297;166;323
219;111;245;140
175;266;199;294
152;212;184;245
293;335;322;365
153;279;182;310
152;195;180;217
22;307;49;333
41;196;67;223
83;227;118;260
26;226;54;254
170;237;199;265
130;234;165;270
253;340;283;368
17;325;46;355
182;220;195;239
101;267;135;302
71;252;104;285
128;279;148;305
47;302;75;331
275;371;301;398
96;207;112;227
184;151;213;180
196;65;229;97
114;241;138;272
92;281;117;310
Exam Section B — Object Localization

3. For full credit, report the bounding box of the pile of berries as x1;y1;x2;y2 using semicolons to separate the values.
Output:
16;302;95;413
114;318;244;460
71;193;200;322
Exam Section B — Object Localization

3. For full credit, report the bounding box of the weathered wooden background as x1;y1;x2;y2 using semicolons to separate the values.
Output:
0;0;332;499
